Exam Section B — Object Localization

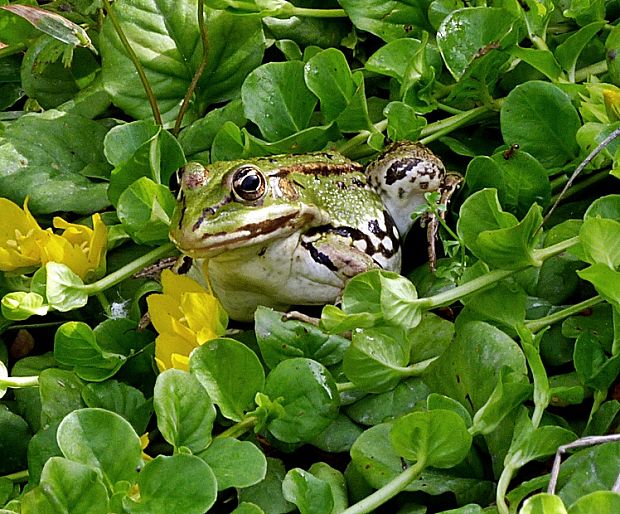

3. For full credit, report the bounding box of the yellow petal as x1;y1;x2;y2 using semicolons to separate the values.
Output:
0;198;40;241
87;213;108;270
155;333;197;372
170;353;191;371
181;292;226;343
161;269;209;302
36;231;90;279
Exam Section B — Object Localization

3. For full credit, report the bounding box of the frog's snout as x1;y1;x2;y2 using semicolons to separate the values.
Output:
178;162;209;191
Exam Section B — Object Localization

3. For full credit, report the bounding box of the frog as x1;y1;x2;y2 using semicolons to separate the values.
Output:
169;141;448;321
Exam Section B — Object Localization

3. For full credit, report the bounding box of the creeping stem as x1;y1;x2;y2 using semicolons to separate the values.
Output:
101;0;162;125
174;0;209;135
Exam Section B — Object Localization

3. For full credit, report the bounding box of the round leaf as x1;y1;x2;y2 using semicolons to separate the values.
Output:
390;410;472;468
57;408;142;486
282;468;334;514
265;358;339;443
123;454;217;514
500;81;581;167
199;438;267;490
154;369;216;453
241;61;317;141
190;338;265;422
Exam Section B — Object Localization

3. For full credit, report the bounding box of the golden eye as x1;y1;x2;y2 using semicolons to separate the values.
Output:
231;165;266;202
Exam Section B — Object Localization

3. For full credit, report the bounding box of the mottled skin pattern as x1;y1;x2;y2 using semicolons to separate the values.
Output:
170;143;446;321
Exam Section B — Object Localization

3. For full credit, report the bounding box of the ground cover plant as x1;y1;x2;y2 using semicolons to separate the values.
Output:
1;0;620;512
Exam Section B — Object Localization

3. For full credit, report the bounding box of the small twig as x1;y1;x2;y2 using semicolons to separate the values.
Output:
542;126;620;225
173;0;209;135
547;434;620;494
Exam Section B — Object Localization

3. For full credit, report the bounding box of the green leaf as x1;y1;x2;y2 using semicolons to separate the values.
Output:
1;291;48;321
507;47;562;82
465;151;551;218
241;61;317;141
190;338;265;422
520;493;568;514
557;442;620;505
39;368;86;426
579;217;620;268
390;410;472;468
106;124;185;206
0;110;110;214
0;405;31;474
304;48;355;122
81;380;152;435
308;463;348;513
282;468;334;514
338;0;431;41
366;38;440;82
500;81;581;167
237;457;295;513
154;369;216;453
101;4;265;122
578;263;620;310
54;321;125;381
57;408;142;486
123;454;217;514
343;327;418;393
22;457;109;514
574;333;620;391
384;101;427;142
264;358;339;443
568;491;620;514
117;177;176;245
470;369;532;436
555;21;606;80
44;263;89;312
254;307;349;369
437;7;520;80
199;438;267;490
457;189;543;269
585;194;620;221
505;408;576;469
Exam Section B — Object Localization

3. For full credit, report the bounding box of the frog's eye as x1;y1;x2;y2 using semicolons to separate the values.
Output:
231;165;266;202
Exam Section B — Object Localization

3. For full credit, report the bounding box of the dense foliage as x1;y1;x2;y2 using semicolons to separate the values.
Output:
1;0;620;512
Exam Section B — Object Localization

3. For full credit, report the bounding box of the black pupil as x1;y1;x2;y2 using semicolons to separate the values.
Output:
241;173;261;192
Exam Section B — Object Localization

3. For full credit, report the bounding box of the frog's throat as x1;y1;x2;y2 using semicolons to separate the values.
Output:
171;204;327;258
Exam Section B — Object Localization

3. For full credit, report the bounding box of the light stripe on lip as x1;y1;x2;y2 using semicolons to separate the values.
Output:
178;211;303;257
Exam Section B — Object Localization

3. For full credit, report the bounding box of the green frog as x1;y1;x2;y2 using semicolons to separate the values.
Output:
169;141;447;321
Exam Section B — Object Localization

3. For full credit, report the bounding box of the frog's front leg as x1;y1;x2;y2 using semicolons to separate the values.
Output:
300;224;401;283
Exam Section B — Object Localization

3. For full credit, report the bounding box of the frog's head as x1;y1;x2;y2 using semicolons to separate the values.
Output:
169;159;326;257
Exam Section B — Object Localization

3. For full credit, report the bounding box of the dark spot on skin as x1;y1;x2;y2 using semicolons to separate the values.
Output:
419;181;430;190
352;178;365;188
336;181;345;189
301;240;338;271
177;196;187;229
398;187;406;199
385;158;423;185
404;24;412;32
258;247;267;257
178;256;193;274
610;50;618;61
368;219;383;236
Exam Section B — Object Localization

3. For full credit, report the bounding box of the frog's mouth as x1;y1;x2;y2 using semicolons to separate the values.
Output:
171;204;325;258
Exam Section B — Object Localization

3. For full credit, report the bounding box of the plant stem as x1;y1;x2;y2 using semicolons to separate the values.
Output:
215;416;257;440
0;42;27;58
414;237;580;310
340;458;426;514
336;381;358;393
7;321;64;330
0;375;39;388
496;463;516;514
173;0;208;135
83;242;177;295
524;296;603;333
419;105;493;144
281;6;347;18
574;60;608;82
101;0;162;125
1;469;28;483
96;291;111;316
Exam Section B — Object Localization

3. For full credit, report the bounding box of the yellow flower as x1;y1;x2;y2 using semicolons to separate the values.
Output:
147;269;228;372
0;198;44;271
35;213;108;281
0;198;108;282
